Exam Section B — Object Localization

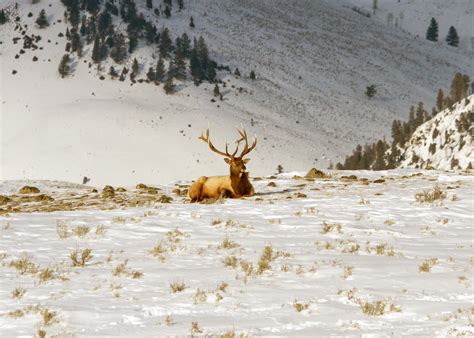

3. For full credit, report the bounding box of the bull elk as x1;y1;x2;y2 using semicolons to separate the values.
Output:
188;128;257;202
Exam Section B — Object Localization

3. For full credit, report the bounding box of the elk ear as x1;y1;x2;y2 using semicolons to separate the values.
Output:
224;158;231;164
243;158;251;164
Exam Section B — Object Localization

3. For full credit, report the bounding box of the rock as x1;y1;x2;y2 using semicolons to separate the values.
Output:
373;179;385;183
116;187;127;192
102;185;115;193
305;168;326;179
147;187;160;195
136;183;148;190
267;182;277;187
159;195;173;203
341;175;358;181
19;186;40;194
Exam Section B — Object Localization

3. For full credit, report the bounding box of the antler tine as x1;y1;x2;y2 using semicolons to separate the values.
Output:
198;128;232;158
235;128;257;158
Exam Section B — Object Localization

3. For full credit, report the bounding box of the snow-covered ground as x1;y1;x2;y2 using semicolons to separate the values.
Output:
1;170;473;336
1;0;473;186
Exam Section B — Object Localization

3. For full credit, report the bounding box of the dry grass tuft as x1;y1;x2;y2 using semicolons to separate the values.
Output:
257;246;273;274
9;254;38;275
192;288;207;304
11;287;26;299
170;280;186;293
191;321;203;334
293;300;310;312
415;184;447;203
41;308;59;326
112;260;129;277
150;242;167;261
70;248;93;267
95;225;107;235
219;237;240;250
223;255;238;269
73;225;90;238
240;260;254;276
321;222;342;234
360;300;401;316
218;281;229;292
419;258;439;273
19;186;40;194
56;220;71;239
39;268;55;283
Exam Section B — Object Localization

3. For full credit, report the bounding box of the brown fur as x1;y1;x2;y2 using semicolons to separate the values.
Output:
188;129;257;202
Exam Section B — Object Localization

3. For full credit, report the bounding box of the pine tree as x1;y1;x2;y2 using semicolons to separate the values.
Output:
365;85;376;98
164;6;171;18
234;68;241;76
189;48;202;84
110;33;127;64
178;0;184;10
92;36;107;63
250;70;256;80
415;102;426;127
426;17;439;42
407;105;416;133
179;33;191;57
85;0;100;14
446;26;460;47
109;66;119;79
450;72;470;102
97;10;112;36
168;50;187;80
131;58;139;79
159;28;172;58
36;9;49;28
213;84;220;97
58;54;71;78
372;139;388;170
164;78;176;94
128;33;138;53
146;0;153;9
436;88;444;111
146;67;155;81
155;56;166;83
0;9;8;25
80;15;88;36
189;16;195;28
71;30;83;57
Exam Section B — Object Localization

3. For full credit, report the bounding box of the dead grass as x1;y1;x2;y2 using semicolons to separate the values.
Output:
170;280;186;293
293;300;310;312
56;220;71;239
223;255;238;269
419;258;439;273
360;300;401;316
191;321;203;334
95;225;107;235
219;237;240;250
192;288;207;304
415;184;447;204
150;242;167;261
11;287;26;299
70;248;93;267
257;246;273;274
218;281;228;292
9;254;38;275
321;222;342;234
73;225;90;238
38;267;55;283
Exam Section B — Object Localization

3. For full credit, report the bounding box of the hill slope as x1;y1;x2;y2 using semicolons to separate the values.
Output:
399;95;473;170
1;0;473;185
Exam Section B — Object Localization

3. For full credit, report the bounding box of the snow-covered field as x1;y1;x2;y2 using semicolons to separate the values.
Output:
1;170;473;336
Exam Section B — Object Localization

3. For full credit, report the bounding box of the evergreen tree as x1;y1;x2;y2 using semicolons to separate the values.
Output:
365;85;376;98
189;16;195;28
164;6;171;18
436;88;445;111
128;33;138;53
131;58;140;79
415;102;426;127
168;50;187;80
159;28;172;57
407;105;416;133
110;33;127;64
92;36;107;63
189;48;202;84
97;10;112;36
372;139;388;170
234;68;241;76
450;72;470;102
146;0;153;9
36;9;49;28
155;56;166;83
145;22;157;44
446;26;460;47
179;33;191;57
213;84;220;97
0;9;8;25
250;70;256;80
80;15;88;36
146;67;155;81
109;66;119;78
69;2;80;28
85;0;100;14
164;78;176;94
71;30;83;57
58;54;71;78
178;0;184;10
426;17;439;42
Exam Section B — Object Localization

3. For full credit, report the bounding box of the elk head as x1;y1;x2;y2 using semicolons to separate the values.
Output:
198;128;257;178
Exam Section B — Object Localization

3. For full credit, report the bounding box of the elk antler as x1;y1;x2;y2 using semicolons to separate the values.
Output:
236;128;257;158
198;129;240;158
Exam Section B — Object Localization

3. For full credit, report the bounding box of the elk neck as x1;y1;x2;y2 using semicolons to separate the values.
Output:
230;170;250;195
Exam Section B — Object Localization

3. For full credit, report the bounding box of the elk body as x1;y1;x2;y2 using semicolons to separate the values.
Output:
188;128;257;202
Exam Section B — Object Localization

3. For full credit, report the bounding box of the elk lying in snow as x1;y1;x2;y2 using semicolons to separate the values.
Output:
188;128;257;202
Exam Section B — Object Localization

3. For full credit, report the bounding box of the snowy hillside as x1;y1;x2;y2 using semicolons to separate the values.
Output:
346;0;474;50
1;0;473;186
400;95;473;170
1;170;473;336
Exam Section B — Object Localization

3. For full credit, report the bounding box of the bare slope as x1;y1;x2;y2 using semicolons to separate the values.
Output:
1;0;473;185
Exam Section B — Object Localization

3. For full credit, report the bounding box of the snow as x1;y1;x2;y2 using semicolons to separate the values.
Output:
0;170;473;336
400;95;473;170
1;0;473;186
